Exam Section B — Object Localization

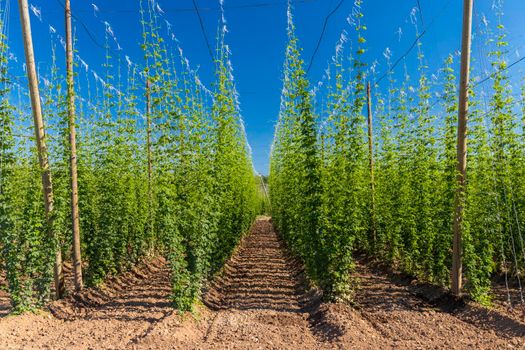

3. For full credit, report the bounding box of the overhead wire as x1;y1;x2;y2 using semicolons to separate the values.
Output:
312;0;451;104
192;0;214;64
473;55;525;87
313;2;430;126
306;0;345;73
45;0;317;14
416;0;424;27
373;0;452;86
311;2;421;97
54;0;118;52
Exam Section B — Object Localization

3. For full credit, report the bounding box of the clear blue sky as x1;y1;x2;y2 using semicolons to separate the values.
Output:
6;0;525;174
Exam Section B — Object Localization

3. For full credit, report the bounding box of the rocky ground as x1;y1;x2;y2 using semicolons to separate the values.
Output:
0;217;524;349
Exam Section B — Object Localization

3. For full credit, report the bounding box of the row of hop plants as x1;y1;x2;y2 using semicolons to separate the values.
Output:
270;0;525;305
0;0;260;313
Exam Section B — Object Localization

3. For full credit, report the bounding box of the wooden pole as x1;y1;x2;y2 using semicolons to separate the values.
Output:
65;0;83;291
146;80;152;187
452;0;474;297
146;79;153;243
17;0;64;298
259;175;272;214
366;82;377;246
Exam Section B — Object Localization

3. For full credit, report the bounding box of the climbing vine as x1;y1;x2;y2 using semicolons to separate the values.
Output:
271;0;525;305
0;0;260;312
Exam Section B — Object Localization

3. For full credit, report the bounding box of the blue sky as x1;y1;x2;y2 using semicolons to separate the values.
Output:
5;0;525;174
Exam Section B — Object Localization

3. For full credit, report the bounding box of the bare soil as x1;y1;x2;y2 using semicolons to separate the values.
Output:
0;217;524;349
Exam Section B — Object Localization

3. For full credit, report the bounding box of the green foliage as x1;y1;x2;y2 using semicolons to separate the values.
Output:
270;6;322;291
271;1;525;304
319;3;369;299
463;15;524;302
271;2;369;301
0;16;55;312
138;1;258;310
0;1;258;313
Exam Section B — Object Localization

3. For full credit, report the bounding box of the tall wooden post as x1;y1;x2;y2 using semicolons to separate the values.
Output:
367;82;377;246
146;80;152;187
452;0;474;297
146;79;153;243
258;175;271;214
18;0;64;298
65;0;83;291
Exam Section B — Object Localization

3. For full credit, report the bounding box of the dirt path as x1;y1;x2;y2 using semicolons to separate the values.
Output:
196;217;322;349
204;218;312;312
1;217;524;349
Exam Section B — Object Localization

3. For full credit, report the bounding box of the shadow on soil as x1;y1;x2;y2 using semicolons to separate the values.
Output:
356;254;525;338
48;257;173;325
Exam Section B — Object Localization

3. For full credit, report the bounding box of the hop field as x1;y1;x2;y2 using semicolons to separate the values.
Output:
1;0;525;348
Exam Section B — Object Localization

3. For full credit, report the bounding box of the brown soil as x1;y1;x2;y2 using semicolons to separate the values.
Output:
0;217;524;349
0;258;173;349
492;278;525;327
352;260;525;349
